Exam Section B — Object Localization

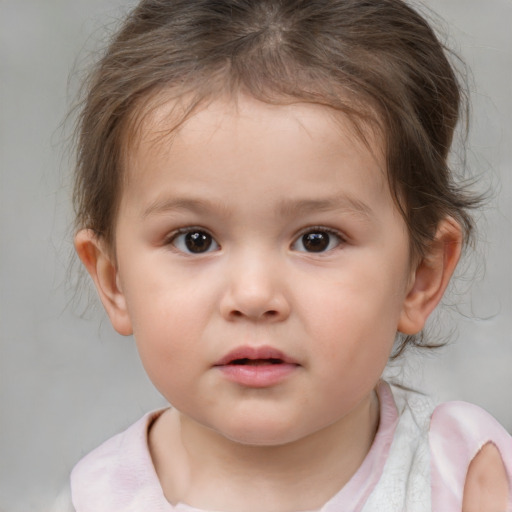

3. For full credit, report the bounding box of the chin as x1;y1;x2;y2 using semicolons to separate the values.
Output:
214;418;308;447
225;431;296;447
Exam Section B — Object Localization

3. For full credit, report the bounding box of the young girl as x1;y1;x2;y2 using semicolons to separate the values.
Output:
63;0;511;510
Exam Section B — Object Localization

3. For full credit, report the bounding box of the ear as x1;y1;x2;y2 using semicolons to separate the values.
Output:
398;218;462;335
74;229;133;336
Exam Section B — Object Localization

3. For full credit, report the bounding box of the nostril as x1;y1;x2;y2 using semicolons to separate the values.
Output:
229;309;279;320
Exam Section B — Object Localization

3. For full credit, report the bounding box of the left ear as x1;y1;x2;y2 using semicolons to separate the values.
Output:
398;217;462;335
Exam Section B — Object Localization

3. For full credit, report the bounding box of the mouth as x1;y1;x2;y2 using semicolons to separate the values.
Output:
228;358;285;366
214;346;299;387
214;346;298;367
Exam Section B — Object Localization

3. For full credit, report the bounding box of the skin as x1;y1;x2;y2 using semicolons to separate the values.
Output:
462;443;509;512
75;95;506;511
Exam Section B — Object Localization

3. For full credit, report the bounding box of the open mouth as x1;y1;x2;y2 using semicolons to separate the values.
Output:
229;358;284;366
214;346;297;367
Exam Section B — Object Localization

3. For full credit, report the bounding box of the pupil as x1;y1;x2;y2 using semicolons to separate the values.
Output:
185;231;212;253
303;232;329;252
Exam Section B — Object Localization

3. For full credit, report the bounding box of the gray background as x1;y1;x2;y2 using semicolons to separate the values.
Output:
1;1;511;511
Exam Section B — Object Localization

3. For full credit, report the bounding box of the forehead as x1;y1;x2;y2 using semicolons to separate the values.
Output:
121;94;392;214
127;93;384;174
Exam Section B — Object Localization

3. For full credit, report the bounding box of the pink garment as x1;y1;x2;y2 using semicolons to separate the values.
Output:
430;401;512;510
70;381;512;511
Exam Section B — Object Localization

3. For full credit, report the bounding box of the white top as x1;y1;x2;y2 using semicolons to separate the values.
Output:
55;381;512;511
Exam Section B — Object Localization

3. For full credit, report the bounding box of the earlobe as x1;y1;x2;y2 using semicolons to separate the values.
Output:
74;229;133;336
398;218;462;335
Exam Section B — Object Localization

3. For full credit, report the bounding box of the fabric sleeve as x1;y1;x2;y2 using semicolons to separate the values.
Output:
429;401;512;512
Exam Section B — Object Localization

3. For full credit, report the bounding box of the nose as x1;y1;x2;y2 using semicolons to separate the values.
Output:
219;255;291;322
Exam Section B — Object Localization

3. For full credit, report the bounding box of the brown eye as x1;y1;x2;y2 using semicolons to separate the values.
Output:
185;231;212;253
292;229;342;253
302;232;329;252
172;230;219;254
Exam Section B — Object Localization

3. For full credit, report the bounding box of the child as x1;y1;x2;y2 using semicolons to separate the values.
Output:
64;0;511;510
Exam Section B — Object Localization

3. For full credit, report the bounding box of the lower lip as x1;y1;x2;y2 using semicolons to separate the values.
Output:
216;363;298;387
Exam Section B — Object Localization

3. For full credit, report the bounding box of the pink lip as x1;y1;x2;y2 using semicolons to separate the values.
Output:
214;345;300;388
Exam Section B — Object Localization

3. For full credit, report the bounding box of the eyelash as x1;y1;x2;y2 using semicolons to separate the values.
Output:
165;226;346;255
166;227;220;255
291;226;345;254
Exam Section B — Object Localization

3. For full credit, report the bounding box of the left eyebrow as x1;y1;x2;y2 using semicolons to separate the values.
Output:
277;195;374;219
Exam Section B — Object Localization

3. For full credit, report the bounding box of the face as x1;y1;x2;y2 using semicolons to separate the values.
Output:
110;96;415;445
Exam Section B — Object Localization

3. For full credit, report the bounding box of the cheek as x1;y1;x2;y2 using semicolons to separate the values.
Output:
132;311;203;407
124;262;216;332
122;276;216;387
303;272;405;330
297;269;405;367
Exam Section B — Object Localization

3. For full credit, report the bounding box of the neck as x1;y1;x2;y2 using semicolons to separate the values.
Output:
150;391;380;512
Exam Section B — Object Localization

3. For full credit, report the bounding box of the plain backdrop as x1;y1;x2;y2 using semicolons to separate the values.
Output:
1;1;511;510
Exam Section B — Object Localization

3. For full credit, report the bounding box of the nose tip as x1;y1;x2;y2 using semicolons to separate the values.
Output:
219;267;291;322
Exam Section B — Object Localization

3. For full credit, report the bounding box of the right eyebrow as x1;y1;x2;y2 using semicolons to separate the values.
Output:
141;197;230;218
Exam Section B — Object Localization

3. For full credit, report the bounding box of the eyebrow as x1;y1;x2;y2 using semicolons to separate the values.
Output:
142;195;374;219
277;196;374;219
142;198;229;218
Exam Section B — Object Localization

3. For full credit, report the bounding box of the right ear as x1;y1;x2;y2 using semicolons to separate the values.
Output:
74;229;133;336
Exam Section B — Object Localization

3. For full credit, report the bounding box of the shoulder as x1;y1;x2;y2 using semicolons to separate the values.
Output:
429;400;512;471
429;400;512;511
70;409;167;511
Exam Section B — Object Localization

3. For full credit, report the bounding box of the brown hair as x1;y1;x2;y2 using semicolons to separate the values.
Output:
73;0;480;353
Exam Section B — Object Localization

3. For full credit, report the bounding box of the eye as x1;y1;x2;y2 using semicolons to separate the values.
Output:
170;229;220;254
292;228;343;253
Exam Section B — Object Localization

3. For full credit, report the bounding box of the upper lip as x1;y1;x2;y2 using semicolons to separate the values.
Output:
214;345;299;366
